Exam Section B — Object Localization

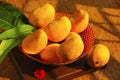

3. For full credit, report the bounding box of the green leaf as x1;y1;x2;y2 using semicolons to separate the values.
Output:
0;2;26;26
0;6;21;29
0;24;36;40
0;2;22;18
0;37;24;63
0;2;33;63
0;3;24;30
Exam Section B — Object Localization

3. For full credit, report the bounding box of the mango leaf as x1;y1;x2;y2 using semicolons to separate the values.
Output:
0;3;24;30
0;2;22;18
0;37;24;63
0;24;36;40
0;2;28;26
0;2;32;63
0;6;22;29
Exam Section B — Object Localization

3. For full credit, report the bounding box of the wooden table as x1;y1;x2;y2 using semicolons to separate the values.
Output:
0;0;120;80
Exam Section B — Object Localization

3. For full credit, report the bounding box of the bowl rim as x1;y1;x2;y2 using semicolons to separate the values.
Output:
20;47;88;66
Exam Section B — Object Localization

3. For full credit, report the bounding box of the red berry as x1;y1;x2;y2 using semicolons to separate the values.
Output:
34;68;46;79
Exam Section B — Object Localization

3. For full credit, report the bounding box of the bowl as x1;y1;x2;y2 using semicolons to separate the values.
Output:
19;12;95;66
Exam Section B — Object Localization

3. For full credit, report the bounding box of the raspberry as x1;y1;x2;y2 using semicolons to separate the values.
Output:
34;68;46;79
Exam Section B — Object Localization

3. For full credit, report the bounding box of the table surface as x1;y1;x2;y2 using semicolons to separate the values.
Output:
0;0;120;80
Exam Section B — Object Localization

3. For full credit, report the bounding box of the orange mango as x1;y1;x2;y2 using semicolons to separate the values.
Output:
21;29;48;54
40;43;62;62
71;9;89;33
65;32;80;41
58;36;84;61
28;3;55;28
44;16;71;42
86;44;110;68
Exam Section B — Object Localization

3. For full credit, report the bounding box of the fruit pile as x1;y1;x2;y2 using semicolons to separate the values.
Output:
20;3;110;67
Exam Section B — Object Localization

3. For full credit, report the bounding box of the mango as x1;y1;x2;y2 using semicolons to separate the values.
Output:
21;29;48;54
86;44;110;68
28;3;55;28
40;43;62;62
65;32;80;41
58;36;84;61
44;16;71;42
71;9;89;33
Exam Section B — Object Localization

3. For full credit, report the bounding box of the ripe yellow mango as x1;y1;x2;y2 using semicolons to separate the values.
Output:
58;36;84;61
65;32;80;41
21;29;48;54
44;16;71;42
40;43;62;62
86;44;110;68
71;9;89;33
28;3;55;28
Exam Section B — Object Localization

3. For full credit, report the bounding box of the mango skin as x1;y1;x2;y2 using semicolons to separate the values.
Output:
65;32;80;41
86;44;110;68
21;29;48;54
28;3;55;28
44;16;71;42
71;9;89;33
58;36;84;61
40;43;62;62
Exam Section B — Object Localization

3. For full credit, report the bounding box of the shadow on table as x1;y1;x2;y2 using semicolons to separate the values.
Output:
66;51;120;80
56;0;120;39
